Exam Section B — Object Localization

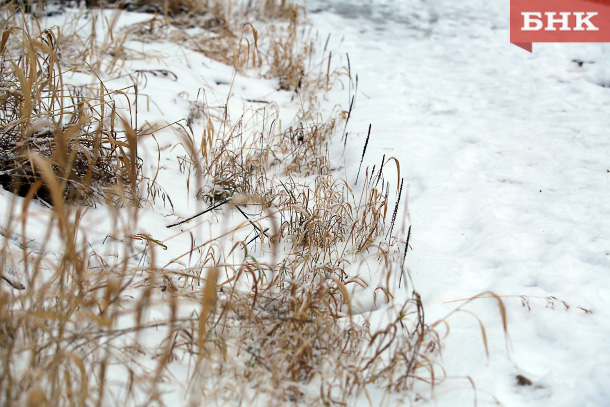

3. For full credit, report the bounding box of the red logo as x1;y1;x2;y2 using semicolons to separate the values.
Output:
511;0;610;51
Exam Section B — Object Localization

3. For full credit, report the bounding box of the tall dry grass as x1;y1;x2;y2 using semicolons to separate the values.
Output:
0;22;141;205
0;1;449;406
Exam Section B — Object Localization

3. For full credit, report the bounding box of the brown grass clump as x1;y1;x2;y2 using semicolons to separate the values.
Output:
169;80;440;405
0;1;447;406
0;23;141;205
264;8;308;91
114;0;308;90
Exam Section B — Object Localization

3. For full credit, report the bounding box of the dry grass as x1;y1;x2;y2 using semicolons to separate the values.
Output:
0;21;142;205
0;1;449;406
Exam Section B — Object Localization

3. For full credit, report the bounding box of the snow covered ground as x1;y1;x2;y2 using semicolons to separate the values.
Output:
308;0;610;406
2;1;610;406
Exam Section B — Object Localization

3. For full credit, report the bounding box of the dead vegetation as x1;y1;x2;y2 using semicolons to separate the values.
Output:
0;1;447;406
0;23;142;205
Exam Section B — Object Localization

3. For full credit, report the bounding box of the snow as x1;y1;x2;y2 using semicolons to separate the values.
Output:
2;0;610;405
308;0;610;406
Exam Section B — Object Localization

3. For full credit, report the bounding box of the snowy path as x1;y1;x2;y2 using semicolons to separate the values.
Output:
309;0;610;406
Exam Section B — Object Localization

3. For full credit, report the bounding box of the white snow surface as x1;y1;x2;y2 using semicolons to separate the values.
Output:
308;0;610;406
2;1;610;406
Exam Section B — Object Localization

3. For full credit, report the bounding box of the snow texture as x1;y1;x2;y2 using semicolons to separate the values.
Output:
1;0;609;405
309;0;610;406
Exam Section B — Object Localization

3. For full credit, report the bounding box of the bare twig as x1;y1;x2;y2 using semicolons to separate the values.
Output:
1;275;25;290
236;205;270;238
166;197;232;228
